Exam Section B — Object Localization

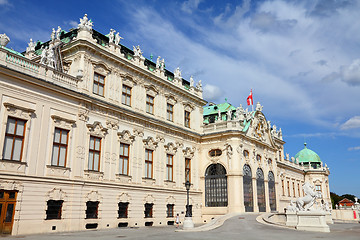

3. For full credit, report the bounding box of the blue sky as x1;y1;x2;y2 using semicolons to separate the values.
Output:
1;0;359;197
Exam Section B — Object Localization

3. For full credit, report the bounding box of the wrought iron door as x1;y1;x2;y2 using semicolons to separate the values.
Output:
205;164;228;207
268;171;276;211
243;164;253;212
256;168;266;212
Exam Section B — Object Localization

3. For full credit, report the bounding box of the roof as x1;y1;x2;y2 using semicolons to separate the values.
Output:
203;102;236;116
295;143;321;164
339;198;354;203
1;46;23;57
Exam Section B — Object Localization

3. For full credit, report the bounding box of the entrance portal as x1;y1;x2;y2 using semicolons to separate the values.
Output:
0;190;17;235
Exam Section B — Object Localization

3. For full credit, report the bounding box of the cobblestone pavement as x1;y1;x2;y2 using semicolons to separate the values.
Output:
3;215;360;240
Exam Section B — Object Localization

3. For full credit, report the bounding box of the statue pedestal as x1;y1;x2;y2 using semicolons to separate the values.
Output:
296;211;330;232
285;212;297;227
183;217;194;229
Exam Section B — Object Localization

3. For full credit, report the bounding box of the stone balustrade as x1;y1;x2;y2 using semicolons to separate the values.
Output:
0;47;80;91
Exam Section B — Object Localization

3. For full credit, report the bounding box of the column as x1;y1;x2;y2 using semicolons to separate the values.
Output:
252;177;258;212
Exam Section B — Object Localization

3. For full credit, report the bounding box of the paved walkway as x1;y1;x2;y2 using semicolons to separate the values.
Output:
3;215;360;240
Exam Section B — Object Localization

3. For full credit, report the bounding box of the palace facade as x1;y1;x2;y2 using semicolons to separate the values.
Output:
0;15;330;235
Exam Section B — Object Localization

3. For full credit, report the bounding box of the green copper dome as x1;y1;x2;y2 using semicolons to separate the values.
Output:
295;143;321;164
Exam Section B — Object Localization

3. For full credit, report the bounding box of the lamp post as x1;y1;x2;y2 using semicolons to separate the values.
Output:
183;180;194;229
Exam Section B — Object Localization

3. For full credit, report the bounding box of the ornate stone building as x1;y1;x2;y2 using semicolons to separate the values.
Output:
0;15;330;235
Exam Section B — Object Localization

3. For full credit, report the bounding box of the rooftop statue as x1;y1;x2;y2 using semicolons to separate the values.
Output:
114;32;123;45
108;29;115;43
196;80;202;91
40;46;48;65
190;76;194;87
26;38;36;53
51;28;56;41
174;67;182;78
56;26;62;40
156;56;161;69
78;14;93;31
160;58;165;71
256;102;263;111
133;45;143;58
0;33;10;47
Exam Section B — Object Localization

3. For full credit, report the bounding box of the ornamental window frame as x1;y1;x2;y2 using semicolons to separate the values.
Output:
122;85;132;106
93;72;105;96
86;122;108;172
1;103;35;163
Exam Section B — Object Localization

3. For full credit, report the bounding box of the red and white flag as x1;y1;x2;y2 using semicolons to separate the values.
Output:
247;90;253;106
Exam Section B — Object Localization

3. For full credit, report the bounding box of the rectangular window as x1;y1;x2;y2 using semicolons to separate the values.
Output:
51;128;69;167
3;117;26;161
292;182;296;197
167;103;173;122
184;110;190;128
122;85;132;106
287;180;290;197
119;143;129;175
93;73;105;96
88;136;101;171
298;183;301;197
146;95;154;114
166;204;174;218
118;202;129;218
86;201;99;219
281;180;285;196
145;149;153;178
315;185;322;198
46;200;63;220
144;203;153;218
185;158;191;183
166;154;173;181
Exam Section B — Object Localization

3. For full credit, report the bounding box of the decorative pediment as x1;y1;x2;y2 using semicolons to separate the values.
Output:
145;84;159;97
166;196;176;204
118;192;131;202
156;135;165;143
143;136;158;150
86;121;108;138
165;94;177;105
106;119;119;130
51;115;76;129
4;102;35;120
121;73;137;87
86;190;102;201
47;188;66;200
0;180;22;191
183;147;195;158
133;128;144;137
117;130;135;144
92;61;111;76
164;142;177;154
144;194;155;204
182;101;195;112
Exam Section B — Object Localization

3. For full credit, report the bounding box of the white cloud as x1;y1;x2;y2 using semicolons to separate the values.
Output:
181;0;203;14
341;116;360;130
0;0;9;5
203;84;223;103
340;59;360;86
64;20;78;29
348;146;360;151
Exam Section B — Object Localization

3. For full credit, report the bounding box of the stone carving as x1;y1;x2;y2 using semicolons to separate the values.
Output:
183;147;195;158
190;76;194;87
164;142;177;154
196;80;202;91
174;67;182;79
0;33;10;47
227;109;232;121
255;102;263;111
78;14;93;31
115;32;123;45
78;108;89;122
235;104;245;122
295;182;320;211
133;45;143;58
51;28;56;41
106;119;119;130
108;29;115;43
161;58;165;71
118;130;135;144
118;192;131;202
144;194;155;204
156;56;161;69
56;26;62;40
86;121;108;138
51;115;76;129
86;190;102;201
39;46;56;68
4;102;35;120
224;143;233;159
47;188;66;200
217;109;221;122
26;38;36;53
143;136;158;150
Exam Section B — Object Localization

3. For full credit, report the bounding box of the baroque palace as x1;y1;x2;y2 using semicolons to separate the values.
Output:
0;15;330;235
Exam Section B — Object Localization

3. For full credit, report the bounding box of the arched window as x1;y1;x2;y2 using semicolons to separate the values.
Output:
268;171;276;211
256;154;261;162
256;168;266;212
243;164;253;212
243;150;249;158
205;164;227;207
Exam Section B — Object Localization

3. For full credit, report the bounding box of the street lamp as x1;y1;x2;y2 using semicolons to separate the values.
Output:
183;180;194;229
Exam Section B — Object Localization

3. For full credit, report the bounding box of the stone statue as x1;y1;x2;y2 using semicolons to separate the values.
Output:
217;109;221;121
190;76;194;87
26;38;36;53
256;102;263;111
156;56;161;69
78;14;93;31
174;67;181;78
286;153;289;160
271;124;277;136
196;80;202;91
115;32;123;45
160;58;165;71
56;26;62;40
0;33;10;47
227;109;232;121
40;47;47;65
47;48;56;68
295;182;319;211
133;45;143;57
108;29;115;43
278;128;282;139
235;104;245;121
286;200;297;212
51;28;56;41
